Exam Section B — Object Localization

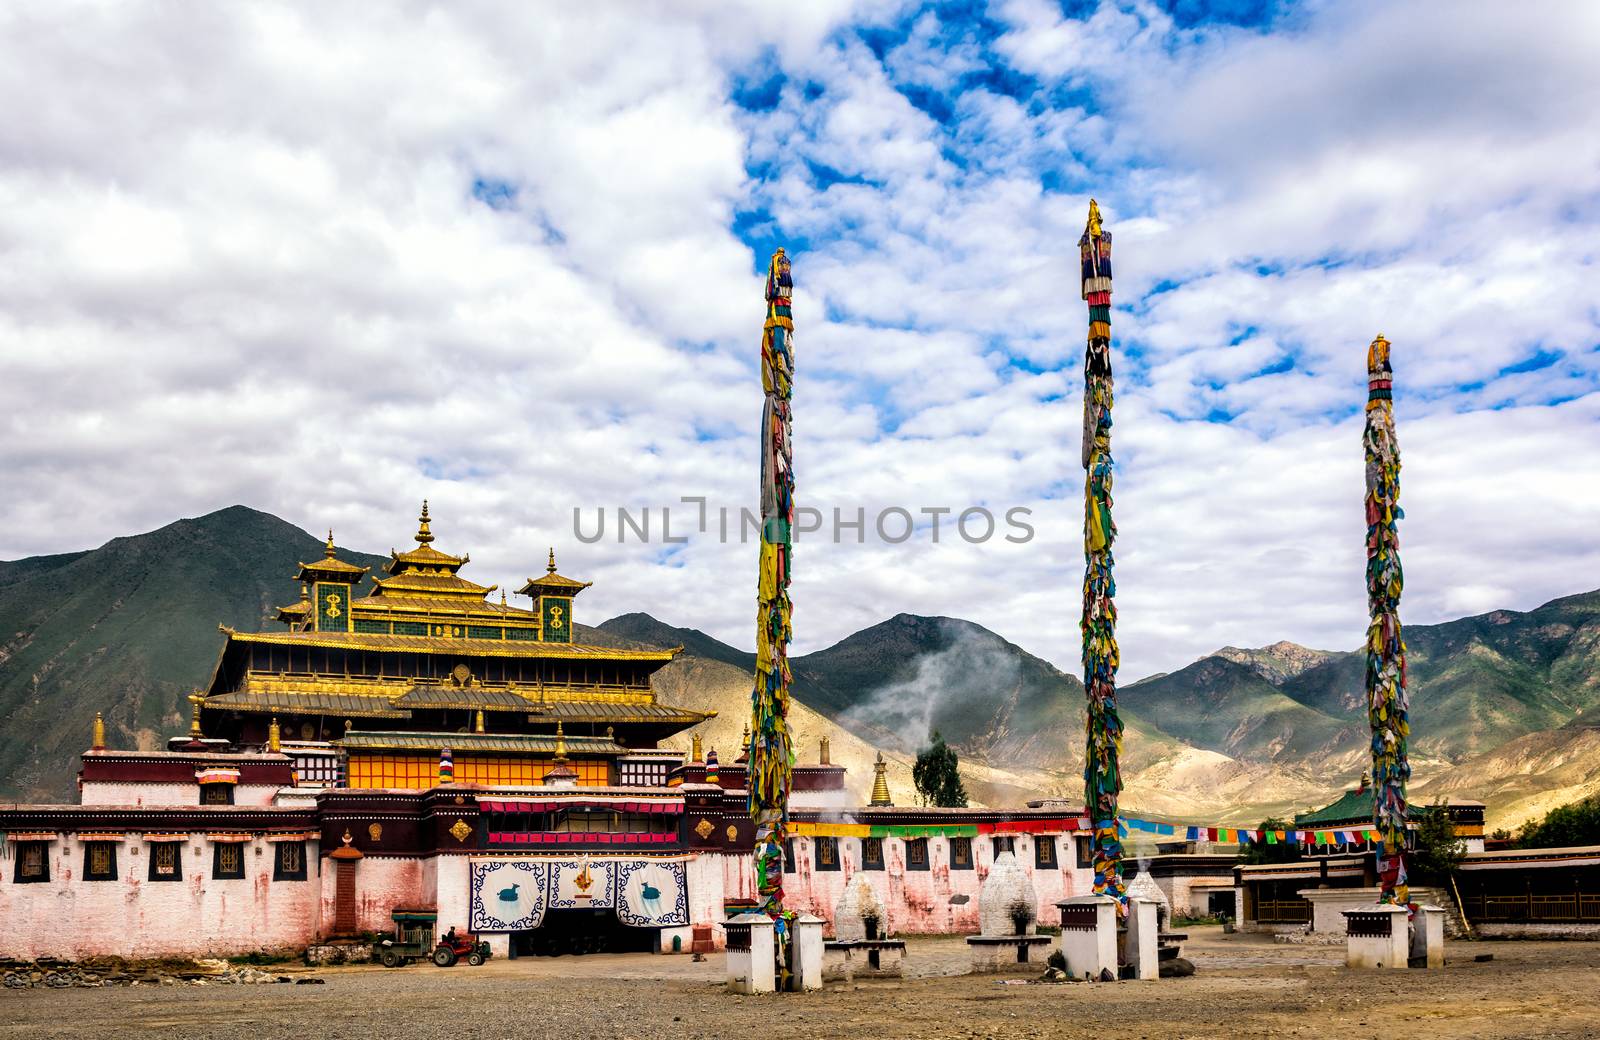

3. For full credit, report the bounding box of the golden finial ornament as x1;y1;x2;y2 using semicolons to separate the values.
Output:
553;720;567;761
1086;197;1103;238
268;716;281;752
691;731;704;763
187;694;204;737
547;547;557;573
324;530;337;559
416;500;434;545
820;736;831;766
870;751;892;807
474;709;485;734
92;712;106;751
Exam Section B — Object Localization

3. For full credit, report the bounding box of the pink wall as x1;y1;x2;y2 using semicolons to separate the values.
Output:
0;837;322;960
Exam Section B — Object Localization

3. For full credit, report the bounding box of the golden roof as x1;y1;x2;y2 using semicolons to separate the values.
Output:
385;501;468;576
338;731;625;755
296;531;371;582
517;548;592;597
219;627;680;662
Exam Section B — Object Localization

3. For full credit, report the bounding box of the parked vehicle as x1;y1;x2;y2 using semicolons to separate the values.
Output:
431;931;492;967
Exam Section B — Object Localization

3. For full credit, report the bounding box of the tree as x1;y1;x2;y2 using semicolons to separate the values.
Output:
1238;817;1300;864
1517;795;1600;849
912;731;968;808
1410;802;1466;884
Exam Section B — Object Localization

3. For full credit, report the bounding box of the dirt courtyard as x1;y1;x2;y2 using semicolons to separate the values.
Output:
3;928;1598;1040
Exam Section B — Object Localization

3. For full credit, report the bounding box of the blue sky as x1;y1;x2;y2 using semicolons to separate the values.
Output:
1;1;1597;678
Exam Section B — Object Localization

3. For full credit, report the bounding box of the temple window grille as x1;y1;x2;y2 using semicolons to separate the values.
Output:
1075;835;1094;868
814;836;841;872
293;754;340;786
200;782;234;805
905;837;930;871
213;842;246;880
83;841;118;881
1035;836;1058;868
14;841;50;884
991;836;1015;857
950;836;974;870
274;841;308;881
860;837;885;871
148;842;183;882
617;760;669;787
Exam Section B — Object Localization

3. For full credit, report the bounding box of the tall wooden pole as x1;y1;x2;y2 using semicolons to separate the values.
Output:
1079;201;1126;904
751;248;796;959
1364;333;1410;905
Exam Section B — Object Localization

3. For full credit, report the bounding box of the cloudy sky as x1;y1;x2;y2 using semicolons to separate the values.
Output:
2;1;1597;679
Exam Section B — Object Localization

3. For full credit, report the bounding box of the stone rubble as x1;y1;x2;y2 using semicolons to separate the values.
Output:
1;957;298;989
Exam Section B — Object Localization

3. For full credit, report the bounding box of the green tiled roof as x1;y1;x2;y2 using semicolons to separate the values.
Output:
1294;788;1371;826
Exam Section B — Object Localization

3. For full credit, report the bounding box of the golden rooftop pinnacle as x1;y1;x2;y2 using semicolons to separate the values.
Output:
415;500;433;545
1086;198;1103;238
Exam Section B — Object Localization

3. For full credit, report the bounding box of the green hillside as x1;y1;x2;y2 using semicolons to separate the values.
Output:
1281;591;1600;760
0;507;386;801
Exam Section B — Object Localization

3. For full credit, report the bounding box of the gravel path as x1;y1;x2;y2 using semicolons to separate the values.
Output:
3;929;1598;1039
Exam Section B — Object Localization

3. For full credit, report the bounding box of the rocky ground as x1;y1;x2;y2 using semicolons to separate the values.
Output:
2;928;1598;1039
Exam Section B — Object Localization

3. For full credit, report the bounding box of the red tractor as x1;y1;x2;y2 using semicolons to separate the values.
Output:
431;929;491;967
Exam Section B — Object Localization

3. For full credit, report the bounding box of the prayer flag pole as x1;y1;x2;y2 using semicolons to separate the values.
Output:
1364;334;1410;905
751;248;797;962
1079;201;1126;904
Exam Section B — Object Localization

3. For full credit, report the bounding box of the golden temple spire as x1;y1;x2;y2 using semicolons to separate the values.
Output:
92;712;106;751
325;530;337;559
553;720;568;762
415;500;434;546
547;547;557;573
188;694;204;738
268;716;281;753
870;752;892;807
691;730;704;763
474;709;486;734
820;736;831;766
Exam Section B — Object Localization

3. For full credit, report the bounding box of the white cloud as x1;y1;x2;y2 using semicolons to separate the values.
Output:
0;0;1596;687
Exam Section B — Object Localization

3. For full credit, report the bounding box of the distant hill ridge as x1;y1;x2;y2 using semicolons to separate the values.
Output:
2;505;1597;830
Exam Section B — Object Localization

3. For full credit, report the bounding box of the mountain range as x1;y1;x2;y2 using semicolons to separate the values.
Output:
3;505;1597;830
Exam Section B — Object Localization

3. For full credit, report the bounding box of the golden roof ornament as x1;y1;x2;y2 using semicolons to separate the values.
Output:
548;547;558;573
820;736;831;765
188;694;204;737
553;720;568;762
325;530;338;559
416;500;434;546
268;716;281;753
1086;197;1103;239
691;731;703;763
92;712;106;752
474;709;486;734
870;752;892;807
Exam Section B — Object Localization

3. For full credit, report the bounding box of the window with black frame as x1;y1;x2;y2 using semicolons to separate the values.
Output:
783;838;796;873
200;782;234;805
274;841;308;881
905;837;930;871
860;836;885;870
1035;836;1058;869
148;841;183;882
14;840;50;884
1075;835;1094;868
814;836;841;871
991;835;1015;857
950;836;974;870
213;842;246;880
83;841;118;881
